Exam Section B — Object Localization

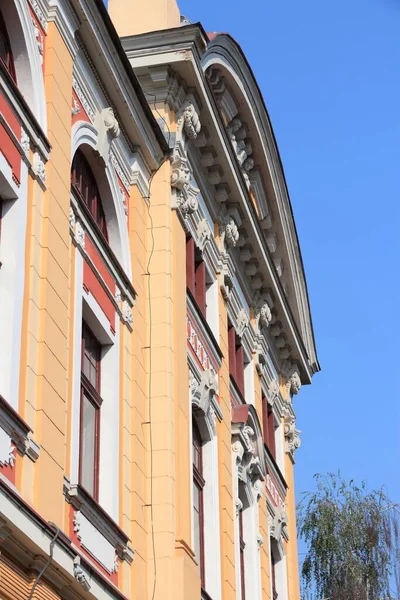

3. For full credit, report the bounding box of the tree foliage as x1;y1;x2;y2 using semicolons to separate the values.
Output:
298;473;400;600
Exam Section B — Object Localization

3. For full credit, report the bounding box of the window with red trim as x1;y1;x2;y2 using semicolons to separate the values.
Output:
192;419;205;588
228;322;245;398
71;150;108;240
80;323;102;499
239;507;246;600
0;11;16;82
186;236;207;317
262;395;276;460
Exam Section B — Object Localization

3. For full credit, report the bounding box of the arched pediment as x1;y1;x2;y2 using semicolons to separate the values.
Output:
202;35;318;374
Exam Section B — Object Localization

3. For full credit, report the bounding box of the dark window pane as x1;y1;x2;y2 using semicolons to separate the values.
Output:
81;393;97;496
71;150;108;240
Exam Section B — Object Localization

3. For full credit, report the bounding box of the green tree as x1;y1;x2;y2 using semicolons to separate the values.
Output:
298;473;400;600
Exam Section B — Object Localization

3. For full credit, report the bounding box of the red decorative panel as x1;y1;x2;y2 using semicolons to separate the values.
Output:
0;94;21;185
83;261;115;330
84;236;115;295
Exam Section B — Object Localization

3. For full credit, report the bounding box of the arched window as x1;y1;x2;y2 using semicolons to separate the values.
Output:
0;10;16;82
71;149;108;240
192;419;205;587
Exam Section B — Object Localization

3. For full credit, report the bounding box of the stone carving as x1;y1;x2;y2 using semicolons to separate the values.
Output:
34;153;46;185
235;498;243;516
95;108;120;163
21;128;30;155
196;219;211;251
103;107;120;139
75;222;85;250
69;207;76;231
170;152;199;216
115;287;121;304
73;556;91;591
73;511;81;538
270;505;288;542
284;416;301;459
268;380;280;406
236;309;248;337
191;370;218;434
254;294;273;331
286;370;301;398
123;302;133;327
29;0;47;32
220;216;239;251
242;425;255;455
32;19;44;64
220;266;234;301
72;98;81;116
177;102;201;140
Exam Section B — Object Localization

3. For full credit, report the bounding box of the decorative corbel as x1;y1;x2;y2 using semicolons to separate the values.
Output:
270;504;289;542
170;98;202;218
284;416;301;460
95;107;120;164
285;370;301;399
220;215;239;252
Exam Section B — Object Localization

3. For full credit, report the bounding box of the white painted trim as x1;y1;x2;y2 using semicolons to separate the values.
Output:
11;0;47;130
0;163;29;408
70;250;84;484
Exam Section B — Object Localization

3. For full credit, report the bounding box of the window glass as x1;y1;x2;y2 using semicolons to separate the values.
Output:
71;150;108;240
0;12;16;82
81;393;97;496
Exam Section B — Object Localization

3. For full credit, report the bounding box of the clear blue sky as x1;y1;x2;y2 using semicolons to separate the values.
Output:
177;0;400;506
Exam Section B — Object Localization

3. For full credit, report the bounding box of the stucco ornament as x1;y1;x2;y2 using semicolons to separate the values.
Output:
32;19;44;64
95;107;120;164
69;207;76;231
286;370;301;399
178;102;201;140
73;556;91;591
268;379;280;407
196;219;211;251
220;216;239;251
75;222;85;250
236;309;248;338
170;152;199;216
191;369;217;416
103;108;120;139
21;128;30;155
123;302;133;327
284;416;301;460
170;99;201;218
270;505;289;542
34;153;46;185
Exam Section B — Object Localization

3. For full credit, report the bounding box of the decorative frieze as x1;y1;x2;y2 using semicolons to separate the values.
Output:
72;76;95;122
28;0;48;32
110;150;130;193
187;315;216;374
71;98;81;116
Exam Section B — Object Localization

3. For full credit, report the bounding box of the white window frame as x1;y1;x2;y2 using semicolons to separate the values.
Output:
70;249;120;520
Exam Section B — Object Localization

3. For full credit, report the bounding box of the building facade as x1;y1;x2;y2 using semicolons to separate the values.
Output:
0;1;319;600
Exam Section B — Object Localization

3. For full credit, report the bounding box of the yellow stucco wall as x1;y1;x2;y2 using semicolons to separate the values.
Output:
108;0;181;37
